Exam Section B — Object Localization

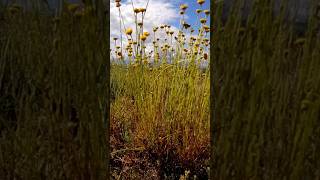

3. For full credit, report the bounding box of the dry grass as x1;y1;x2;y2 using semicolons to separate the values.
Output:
110;0;210;179
0;2;109;179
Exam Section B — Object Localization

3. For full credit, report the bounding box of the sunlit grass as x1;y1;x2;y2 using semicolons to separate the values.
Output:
110;0;210;178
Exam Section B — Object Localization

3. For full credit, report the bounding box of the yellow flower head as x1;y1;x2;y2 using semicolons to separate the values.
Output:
204;10;210;15
139;8;146;12
197;0;205;5
180;4;188;11
153;27;158;32
140;35;147;41
196;9;202;14
125;28;133;35
143;32;150;37
200;18;207;24
203;25;210;32
134;8;140;13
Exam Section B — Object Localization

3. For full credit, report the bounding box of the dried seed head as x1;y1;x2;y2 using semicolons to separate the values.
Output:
183;22;191;29
203;53;208;60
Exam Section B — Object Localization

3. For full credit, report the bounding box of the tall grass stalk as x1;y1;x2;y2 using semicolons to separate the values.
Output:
0;2;109;179
211;0;320;179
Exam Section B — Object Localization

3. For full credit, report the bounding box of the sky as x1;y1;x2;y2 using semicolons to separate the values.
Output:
110;0;210;52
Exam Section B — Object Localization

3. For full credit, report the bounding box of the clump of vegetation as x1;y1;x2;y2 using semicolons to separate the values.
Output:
110;0;210;179
211;0;320;179
0;2;109;179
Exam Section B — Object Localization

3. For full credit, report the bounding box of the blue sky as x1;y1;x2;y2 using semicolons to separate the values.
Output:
169;0;210;30
110;0;210;51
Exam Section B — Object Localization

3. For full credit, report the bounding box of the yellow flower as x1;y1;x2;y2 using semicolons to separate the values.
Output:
197;0;205;5
139;8;146;12
203;25;209;29
203;10;210;15
196;9;202;14
180;4;188;11
200;18;207;24
143;32;150;37
203;25;210;32
153;27;158;32
140;35;147;41
125;28;133;35
134;8;140;13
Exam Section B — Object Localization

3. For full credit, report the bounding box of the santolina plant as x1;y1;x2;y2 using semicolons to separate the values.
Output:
110;0;210;179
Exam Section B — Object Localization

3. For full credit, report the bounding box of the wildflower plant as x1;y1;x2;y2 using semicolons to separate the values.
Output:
111;0;210;178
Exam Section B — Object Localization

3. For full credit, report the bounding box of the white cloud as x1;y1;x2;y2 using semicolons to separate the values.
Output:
110;0;182;57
